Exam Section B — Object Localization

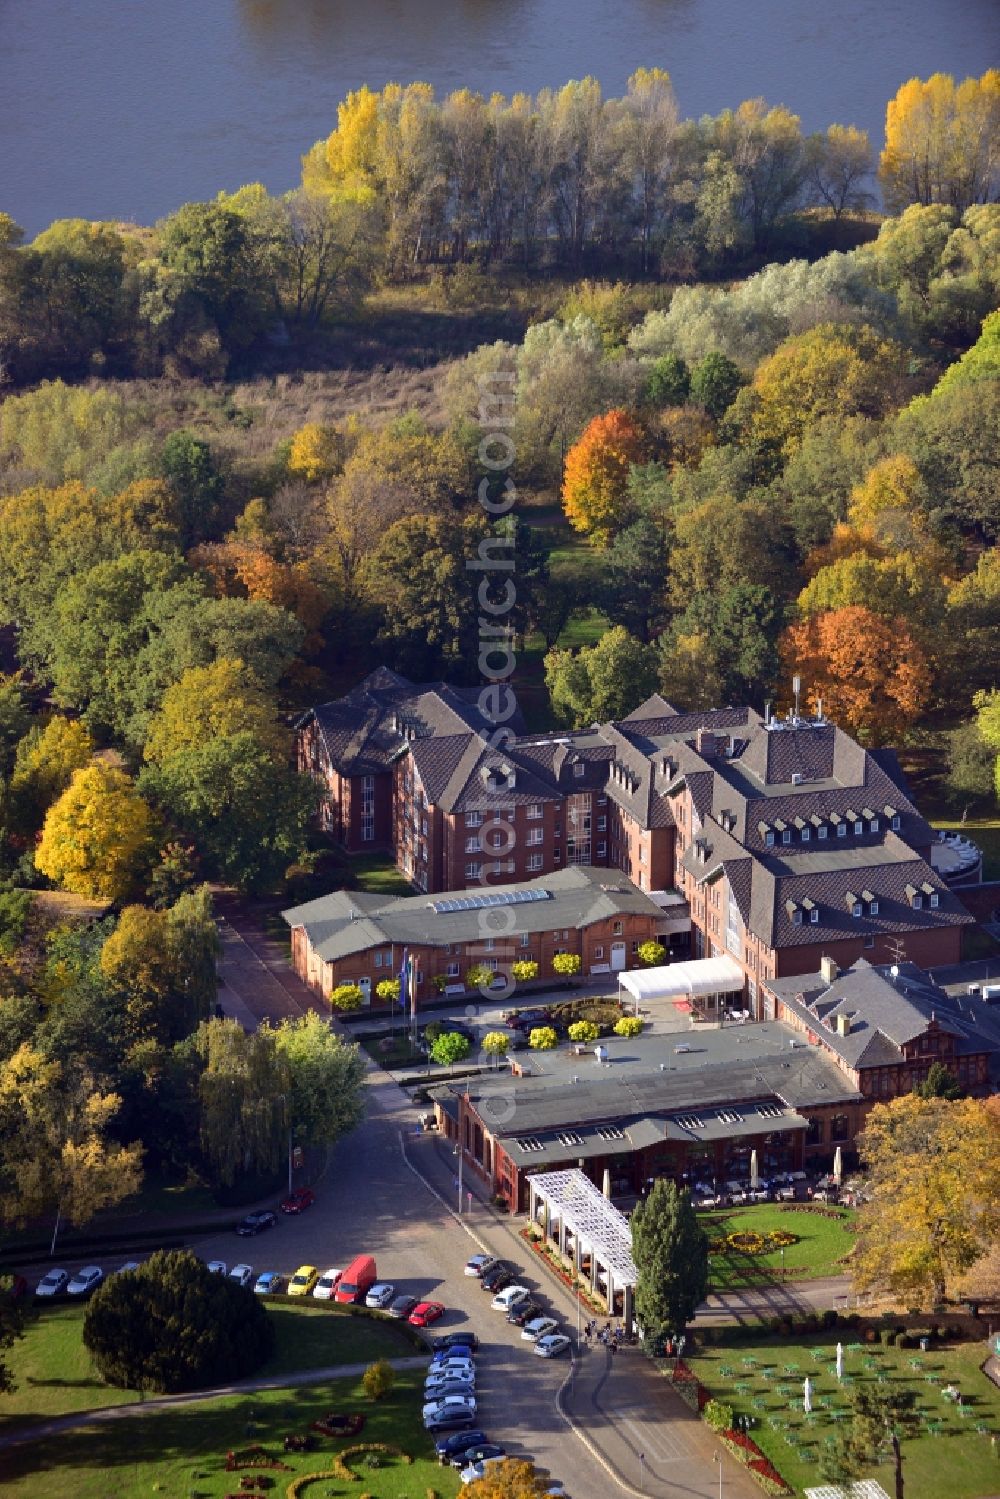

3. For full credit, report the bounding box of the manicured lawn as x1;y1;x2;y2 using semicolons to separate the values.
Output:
0;1300;419;1430
1;1369;460;1499
687;1333;1000;1499
359;1030;428;1069
341;851;414;896
704;1205;856;1290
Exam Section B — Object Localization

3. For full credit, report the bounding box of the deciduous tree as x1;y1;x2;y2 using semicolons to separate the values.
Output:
779;605;931;745
142;658;289;764
561;409;646;544
545;625;658;728
36;764;158;902
268;1011;366;1149
631;1180;708;1342
879;70;1000;213
851;1094;1000;1308
430;1031;472;1066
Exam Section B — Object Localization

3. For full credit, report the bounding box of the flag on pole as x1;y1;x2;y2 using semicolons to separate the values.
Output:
408;952;417;1026
398;947;409;1012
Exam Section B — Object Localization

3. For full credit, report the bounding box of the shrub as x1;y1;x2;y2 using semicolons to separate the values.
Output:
705;1399;734;1431
614;1016;644;1037
637;939;666;966
83;1249;274;1393
511;959;538;981
529;1026;559;1050
465;963;495;989
375;978;400;1003
330;983;365;1011
821;1308;838;1329
552;952;581;977
568;1020;600;1043
429;1031;471;1066
361;1360;395;1401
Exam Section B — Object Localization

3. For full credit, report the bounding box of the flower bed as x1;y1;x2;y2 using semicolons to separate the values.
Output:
712;1230;798;1256
519;1227;605;1312
718;1429;793;1496
670;1359;710;1412
309;1411;365;1439
332;1441;411;1478
226;1446;292;1473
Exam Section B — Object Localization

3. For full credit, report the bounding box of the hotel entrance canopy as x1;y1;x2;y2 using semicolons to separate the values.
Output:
618;955;745;1006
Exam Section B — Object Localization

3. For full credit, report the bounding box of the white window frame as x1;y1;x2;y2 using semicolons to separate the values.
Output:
466;862;482;879
527;853;543;871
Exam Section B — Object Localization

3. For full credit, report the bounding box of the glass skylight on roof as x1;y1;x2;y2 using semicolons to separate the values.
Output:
515;1137;544;1152
756;1103;783;1119
430;888;552;915
677;1115;703;1131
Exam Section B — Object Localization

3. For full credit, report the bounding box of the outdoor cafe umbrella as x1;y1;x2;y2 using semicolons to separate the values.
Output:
602;1167;611;1199
750;1148;759;1190
803;1376;813;1414
836;1342;844;1380
833;1145;843;1185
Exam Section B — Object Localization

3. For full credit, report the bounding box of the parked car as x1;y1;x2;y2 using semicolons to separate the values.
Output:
205;1260;227;1276
423;1393;478;1424
450;1443;506;1471
507;1297;544;1327
432;1330;479;1352
280;1187;315;1215
480;1261;513;1293
66;1265;104;1297
114;1261;141;1277
288;1264;319;1297
425;1375;476;1400
409;1300;446;1328
464;1254;496;1278
521;1316;559;1343
312;1267;343;1300
461;1456;507;1484
424;1398;478;1431
335;1253;377;1304
534;1333;572;1358
365;1281;396;1310
228;1263;254;1290
435;1428;488;1463
491;1284;530;1312
427;1357;476;1379
507;1007;549;1031
254;1271;283;1295
388;1293;419;1320
235;1210;277;1237
34;1268;69;1299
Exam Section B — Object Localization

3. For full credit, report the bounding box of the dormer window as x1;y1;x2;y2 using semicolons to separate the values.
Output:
869;817;879;832
837;824;847;838
854;820;864;836
861;888;878;916
787;900;803;926
810;907;819;924
792;909;803;925
573;762;585;778
930;892;939;908
801;827;811;842
852;902;863;918
891;815;901;831
817;825;828;840
869;900;879;915
765;831;775;847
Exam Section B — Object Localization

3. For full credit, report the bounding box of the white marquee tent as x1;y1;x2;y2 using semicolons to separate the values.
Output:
618;955;745;1007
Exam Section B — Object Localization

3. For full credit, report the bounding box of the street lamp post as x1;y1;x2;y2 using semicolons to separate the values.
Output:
713;1451;723;1499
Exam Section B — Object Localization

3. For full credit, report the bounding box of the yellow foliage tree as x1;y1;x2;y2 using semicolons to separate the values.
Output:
463;1457;554;1498
10;715;94;828
35;763;157;901
749;324;907;456
143;658;290;764
0;1043;143;1239
880;70;1000;213
288;422;343;483
561;408;646;544
852;1094;1000;1308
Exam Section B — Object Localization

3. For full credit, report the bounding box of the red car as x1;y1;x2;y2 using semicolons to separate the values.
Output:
280;1187;316;1215
408;1300;445;1328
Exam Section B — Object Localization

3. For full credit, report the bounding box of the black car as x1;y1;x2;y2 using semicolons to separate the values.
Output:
431;1331;480;1353
450;1442;506;1470
507;1297;543;1327
480;1261;513;1293
235;1209;277;1236
435;1427;488;1462
508;1008;549;1031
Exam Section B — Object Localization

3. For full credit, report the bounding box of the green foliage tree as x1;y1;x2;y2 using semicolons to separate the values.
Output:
36;764;158;902
430;1031;472;1066
9;715;94;834
528;1026;558;1051
630;1180;708;1342
192;1018;289;1187
599;515;671;643
688;351;745;419
83;1249;274;1393
545;625;658;728
140;731;317;893
914;1062;963;1100
645;354;690;407
158;429;223;547
945;716;997;812
362;512;483;680
821;1385;921;1499
269;1011;366;1149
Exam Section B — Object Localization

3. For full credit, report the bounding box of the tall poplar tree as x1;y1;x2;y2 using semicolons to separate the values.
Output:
630;1179;708;1344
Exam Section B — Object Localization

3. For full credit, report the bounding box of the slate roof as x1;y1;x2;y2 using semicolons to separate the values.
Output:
766;959;1000;1070
283;865;665;962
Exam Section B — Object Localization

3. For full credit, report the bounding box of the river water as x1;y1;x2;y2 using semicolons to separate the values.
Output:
0;0;997;236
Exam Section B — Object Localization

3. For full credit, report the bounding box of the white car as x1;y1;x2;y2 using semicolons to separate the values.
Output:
461;1456;506;1484
422;1393;477;1422
206;1260;227;1276
35;1268;69;1298
66;1265;104;1297
365;1281;395;1310
427;1361;476;1384
312;1268;343;1300
114;1261;141;1276
228;1263;253;1289
534;1333;572;1358
464;1253;496;1277
521;1316;559;1343
491;1283;530;1311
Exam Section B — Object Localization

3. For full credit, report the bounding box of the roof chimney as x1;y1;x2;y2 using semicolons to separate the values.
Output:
836;1012;851;1037
696;728;718;757
820;955;839;984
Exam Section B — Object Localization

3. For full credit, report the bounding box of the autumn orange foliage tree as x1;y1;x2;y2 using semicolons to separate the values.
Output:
561;409;646;544
780;606;931;746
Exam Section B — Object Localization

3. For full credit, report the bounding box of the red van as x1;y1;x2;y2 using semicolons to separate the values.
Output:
335;1254;377;1304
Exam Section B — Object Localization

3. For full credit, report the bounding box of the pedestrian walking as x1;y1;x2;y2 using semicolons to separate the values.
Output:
610;1339;618;1357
